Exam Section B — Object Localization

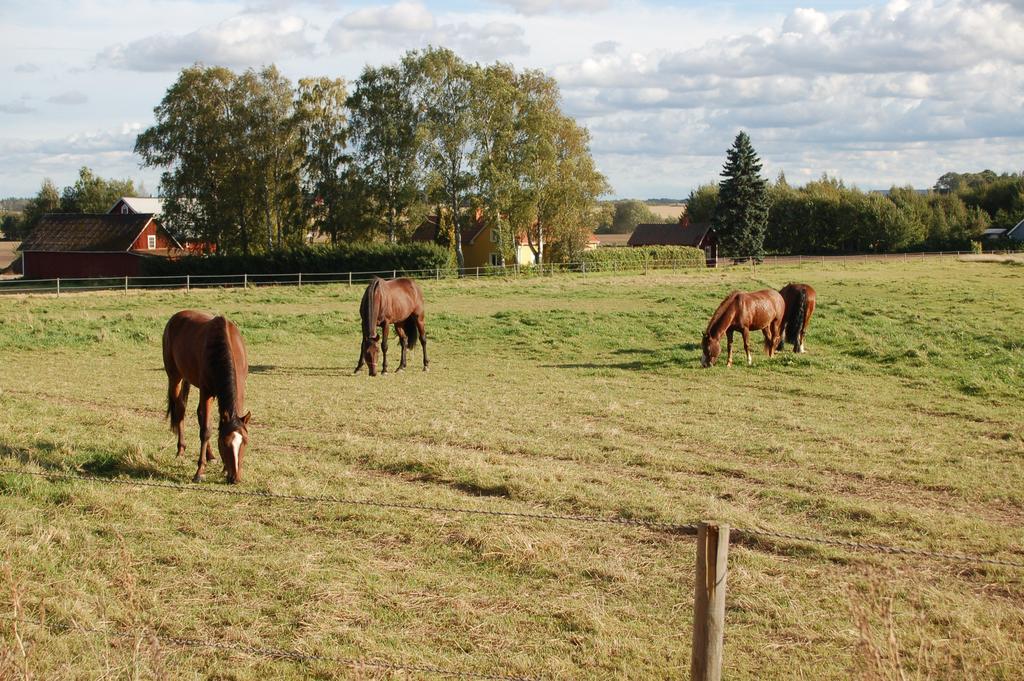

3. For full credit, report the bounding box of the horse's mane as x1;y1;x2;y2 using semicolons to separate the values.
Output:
705;291;740;337
208;316;239;428
363;277;382;339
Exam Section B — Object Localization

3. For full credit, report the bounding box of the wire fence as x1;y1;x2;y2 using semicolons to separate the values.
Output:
2;463;1023;679
2;466;1021;569
2;249;1020;296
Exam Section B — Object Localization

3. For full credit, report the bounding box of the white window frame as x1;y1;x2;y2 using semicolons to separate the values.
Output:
489;228;498;243
489;252;501;266
147;234;157;250
121;204;130;214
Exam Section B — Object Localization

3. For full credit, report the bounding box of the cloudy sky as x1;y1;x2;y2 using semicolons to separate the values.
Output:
3;0;1023;199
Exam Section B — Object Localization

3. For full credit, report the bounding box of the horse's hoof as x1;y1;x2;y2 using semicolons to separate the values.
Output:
192;473;204;483
176;448;186;458
422;366;429;372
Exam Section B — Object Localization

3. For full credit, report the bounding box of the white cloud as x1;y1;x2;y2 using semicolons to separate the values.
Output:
326;1;435;50
0;122;151;194
14;63;41;74
0;101;36;115
442;22;530;61
491;0;609;16
340;1;435;31
47;91;89;106
97;14;315;72
326;3;528;59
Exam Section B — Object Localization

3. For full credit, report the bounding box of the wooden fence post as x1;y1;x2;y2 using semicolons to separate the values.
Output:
124;276;128;295
298;272;302;288
186;274;190;293
243;273;248;289
348;272;352;287
691;522;730;681
56;278;60;297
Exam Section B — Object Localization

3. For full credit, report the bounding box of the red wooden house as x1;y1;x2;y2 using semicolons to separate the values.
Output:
628;218;718;267
19;213;182;279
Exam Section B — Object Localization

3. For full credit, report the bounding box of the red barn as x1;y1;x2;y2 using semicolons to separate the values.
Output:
19;213;182;279
628;220;718;267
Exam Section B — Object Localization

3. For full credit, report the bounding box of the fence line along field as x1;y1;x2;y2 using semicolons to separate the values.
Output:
1;258;1022;679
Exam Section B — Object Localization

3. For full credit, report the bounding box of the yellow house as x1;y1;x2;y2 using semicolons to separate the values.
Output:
412;214;536;268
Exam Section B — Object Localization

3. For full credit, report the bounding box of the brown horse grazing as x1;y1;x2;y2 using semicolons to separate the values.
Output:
163;310;251;483
778;283;817;353
701;289;785;367
355;277;429;377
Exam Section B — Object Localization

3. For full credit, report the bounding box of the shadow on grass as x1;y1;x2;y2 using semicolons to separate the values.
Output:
0;440;175;481
250;364;353;377
543;353;699;371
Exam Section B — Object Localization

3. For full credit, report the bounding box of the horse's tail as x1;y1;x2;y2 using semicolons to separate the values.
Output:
362;278;382;339
784;287;807;345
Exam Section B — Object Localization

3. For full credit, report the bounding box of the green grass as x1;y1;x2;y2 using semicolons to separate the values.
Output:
1;259;1023;679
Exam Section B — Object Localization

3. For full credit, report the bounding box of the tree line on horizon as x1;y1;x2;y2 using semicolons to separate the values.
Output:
685;137;1022;257
128;48;607;268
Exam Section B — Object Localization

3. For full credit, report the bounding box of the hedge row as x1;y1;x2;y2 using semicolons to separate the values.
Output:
580;245;706;268
143;242;451;276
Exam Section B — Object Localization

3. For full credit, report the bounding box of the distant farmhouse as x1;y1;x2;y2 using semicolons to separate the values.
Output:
19;198;181;279
412;212;556;268
983;218;1024;242
628;219;718;266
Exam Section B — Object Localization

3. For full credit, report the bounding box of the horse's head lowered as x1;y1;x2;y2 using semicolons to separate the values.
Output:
218;410;251;483
362;334;381;376
700;333;721;368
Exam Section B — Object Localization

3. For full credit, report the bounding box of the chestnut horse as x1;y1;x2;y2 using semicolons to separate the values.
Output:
701;289;785;367
163;310;250;483
778;283;817;353
355;277;429;376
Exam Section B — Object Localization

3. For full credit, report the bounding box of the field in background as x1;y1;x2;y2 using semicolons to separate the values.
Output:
1;259;1022;679
644;203;687;220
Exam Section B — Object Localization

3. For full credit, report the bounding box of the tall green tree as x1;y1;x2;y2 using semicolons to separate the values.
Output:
410;47;475;270
713;131;769;258
136;65;308;255
233;66;304;252
60;167;135;213
523;115;608;264
347;63;421;242
685;184;719;224
296;76;351;243
470;62;521;265
136;65;239;252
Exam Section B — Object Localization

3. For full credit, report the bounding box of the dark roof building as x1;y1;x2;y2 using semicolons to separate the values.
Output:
627;220;718;266
19;213;182;279
410;213;488;246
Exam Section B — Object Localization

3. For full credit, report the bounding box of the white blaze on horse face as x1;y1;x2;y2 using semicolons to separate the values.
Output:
229;431;242;480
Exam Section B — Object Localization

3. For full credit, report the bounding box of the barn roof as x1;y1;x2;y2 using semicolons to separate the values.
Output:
627;222;713;247
110;196;164;215
410;213;488;245
20;213;179;252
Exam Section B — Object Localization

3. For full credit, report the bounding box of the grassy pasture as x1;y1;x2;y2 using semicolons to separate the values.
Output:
1;258;1022;679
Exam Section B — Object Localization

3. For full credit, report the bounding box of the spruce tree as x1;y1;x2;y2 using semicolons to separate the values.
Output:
712;131;768;259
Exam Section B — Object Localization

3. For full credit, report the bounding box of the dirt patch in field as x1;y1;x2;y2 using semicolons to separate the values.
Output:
958;253;1024;264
